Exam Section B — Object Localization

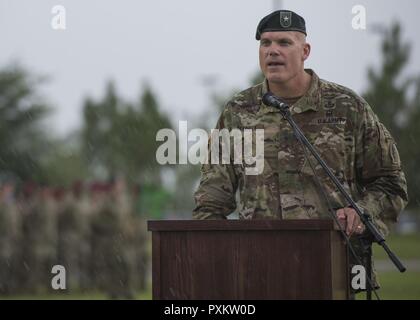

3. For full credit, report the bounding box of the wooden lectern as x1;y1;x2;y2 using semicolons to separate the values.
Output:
148;219;349;300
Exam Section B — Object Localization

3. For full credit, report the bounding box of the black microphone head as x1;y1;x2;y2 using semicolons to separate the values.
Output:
262;92;277;106
262;92;286;108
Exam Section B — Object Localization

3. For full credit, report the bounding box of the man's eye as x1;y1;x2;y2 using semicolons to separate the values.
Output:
261;41;270;47
279;40;291;46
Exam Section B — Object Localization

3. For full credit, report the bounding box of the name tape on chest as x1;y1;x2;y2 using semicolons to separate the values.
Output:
310;116;347;125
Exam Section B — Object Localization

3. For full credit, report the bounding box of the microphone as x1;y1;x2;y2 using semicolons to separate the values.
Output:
262;92;289;109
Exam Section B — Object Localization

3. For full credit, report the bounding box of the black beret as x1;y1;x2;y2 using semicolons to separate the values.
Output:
255;10;307;40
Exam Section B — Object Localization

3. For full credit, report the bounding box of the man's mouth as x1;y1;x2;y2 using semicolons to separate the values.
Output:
267;61;285;68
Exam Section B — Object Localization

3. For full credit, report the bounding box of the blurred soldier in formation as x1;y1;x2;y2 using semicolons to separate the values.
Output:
90;179;135;299
56;183;86;292
21;185;58;293
0;178;150;297
18;182;39;293
0;178;21;294
131;184;149;292
71;181;94;292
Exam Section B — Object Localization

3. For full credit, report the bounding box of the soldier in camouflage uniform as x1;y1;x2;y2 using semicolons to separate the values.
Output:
21;185;58;293
90;181;135;299
18;182;39;293
72;182;94;292
193;10;408;293
56;186;85;292
0;180;21;295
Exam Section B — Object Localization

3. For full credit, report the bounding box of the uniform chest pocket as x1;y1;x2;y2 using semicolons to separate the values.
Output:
256;124;306;175
236;125;265;176
300;124;348;178
277;124;307;174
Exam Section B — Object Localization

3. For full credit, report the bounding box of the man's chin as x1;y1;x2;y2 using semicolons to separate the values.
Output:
266;75;287;85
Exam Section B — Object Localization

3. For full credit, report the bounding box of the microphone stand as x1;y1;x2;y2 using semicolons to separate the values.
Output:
264;93;406;297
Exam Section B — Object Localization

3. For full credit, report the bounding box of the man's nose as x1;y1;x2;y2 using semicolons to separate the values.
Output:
267;45;280;56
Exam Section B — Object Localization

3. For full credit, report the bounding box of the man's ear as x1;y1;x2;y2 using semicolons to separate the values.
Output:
303;42;311;61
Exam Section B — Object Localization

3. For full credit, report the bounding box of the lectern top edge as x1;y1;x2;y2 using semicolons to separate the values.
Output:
148;219;336;231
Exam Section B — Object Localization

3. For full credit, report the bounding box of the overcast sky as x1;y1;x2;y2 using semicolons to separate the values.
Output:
1;0;419;136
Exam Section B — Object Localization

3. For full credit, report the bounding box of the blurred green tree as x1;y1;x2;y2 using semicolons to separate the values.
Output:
40;133;90;186
0;64;51;182
128;84;172;184
81;81;122;179
81;81;172;185
362;22;420;212
363;23;411;142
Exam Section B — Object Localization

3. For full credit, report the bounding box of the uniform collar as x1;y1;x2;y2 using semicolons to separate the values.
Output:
260;69;321;115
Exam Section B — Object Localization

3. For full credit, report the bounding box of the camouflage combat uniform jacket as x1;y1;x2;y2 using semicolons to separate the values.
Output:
193;69;408;235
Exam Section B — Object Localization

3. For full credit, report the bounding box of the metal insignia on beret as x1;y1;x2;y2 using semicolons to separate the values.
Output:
280;11;292;28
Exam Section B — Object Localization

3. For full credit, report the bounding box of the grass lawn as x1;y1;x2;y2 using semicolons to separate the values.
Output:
373;232;420;260
353;231;420;300
1;290;152;300
1;291;108;300
357;271;420;300
377;271;420;300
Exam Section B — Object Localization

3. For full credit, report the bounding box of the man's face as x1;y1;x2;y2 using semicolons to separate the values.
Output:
259;31;310;84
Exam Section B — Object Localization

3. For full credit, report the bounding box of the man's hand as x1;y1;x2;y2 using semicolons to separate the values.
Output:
336;207;365;236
